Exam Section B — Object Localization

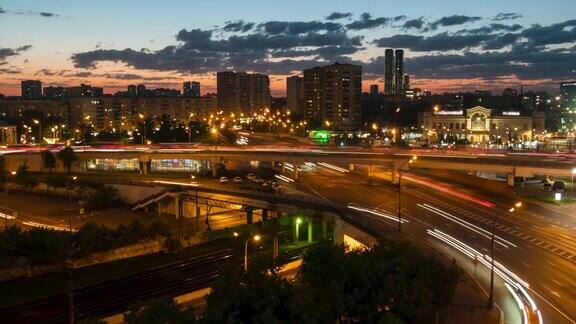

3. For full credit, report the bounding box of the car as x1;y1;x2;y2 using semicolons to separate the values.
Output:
272;182;281;191
254;177;264;184
542;183;552;191
262;181;271;188
246;173;255;181
233;176;243;184
552;181;565;192
219;177;228;184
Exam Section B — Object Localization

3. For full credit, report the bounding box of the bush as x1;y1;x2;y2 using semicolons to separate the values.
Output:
87;185;120;209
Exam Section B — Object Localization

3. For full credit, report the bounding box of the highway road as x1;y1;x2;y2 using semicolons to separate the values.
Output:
293;164;576;324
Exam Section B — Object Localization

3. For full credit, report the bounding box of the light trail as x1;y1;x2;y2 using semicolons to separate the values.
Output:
275;174;294;183
427;228;542;323
403;173;496;207
418;203;516;248
0;212;15;220
153;180;199;187
22;221;73;232
347;205;408;224
317;162;349;173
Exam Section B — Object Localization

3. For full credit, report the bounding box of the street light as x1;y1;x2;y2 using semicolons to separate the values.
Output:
397;156;417;231
66;175;77;324
488;201;522;309
33;119;42;144
234;232;261;272
211;127;218;152
138;114;146;145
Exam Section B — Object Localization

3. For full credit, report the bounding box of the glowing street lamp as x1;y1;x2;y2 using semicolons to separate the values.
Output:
234;232;261;272
397;156;417;231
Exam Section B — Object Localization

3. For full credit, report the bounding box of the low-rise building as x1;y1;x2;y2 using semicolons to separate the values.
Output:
421;106;546;146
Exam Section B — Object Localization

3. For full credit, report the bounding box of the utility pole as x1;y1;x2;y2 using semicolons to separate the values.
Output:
67;175;77;324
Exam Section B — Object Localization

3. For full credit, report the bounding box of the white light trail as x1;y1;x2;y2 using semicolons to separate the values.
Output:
275;174;294;183
317;162;349;173
505;282;528;324
153;180;199;187
347;205;408;224
0;212;15;220
419;203;516;248
22;221;73;232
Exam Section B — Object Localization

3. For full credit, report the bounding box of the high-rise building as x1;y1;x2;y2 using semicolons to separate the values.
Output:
560;81;576;131
303;63;362;131
44;86;65;100
394;49;404;95
403;75;410;92
217;71;270;115
370;84;379;96
127;85;137;96
21;80;42;99
136;84;146;96
63;84;103;97
384;49;394;95
183;81;201;97
287;76;304;116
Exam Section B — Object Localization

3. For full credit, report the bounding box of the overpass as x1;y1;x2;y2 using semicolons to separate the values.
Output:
2;147;574;185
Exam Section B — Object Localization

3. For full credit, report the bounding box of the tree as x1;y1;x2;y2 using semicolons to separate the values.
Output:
57;146;76;173
14;164;37;188
87;185;120;209
41;149;57;172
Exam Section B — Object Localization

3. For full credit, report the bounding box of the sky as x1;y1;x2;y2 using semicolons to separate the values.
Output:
1;0;576;96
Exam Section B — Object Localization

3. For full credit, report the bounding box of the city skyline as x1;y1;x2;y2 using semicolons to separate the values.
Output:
1;0;576;96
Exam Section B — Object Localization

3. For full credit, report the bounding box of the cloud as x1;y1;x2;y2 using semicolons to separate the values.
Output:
458;23;523;35
521;20;576;46
0;68;22;75
0;7;6;14
429;15;482;30
259;21;342;35
222;20;254;33
39;12;58;17
0;45;32;61
373;32;498;51
493;13;522;21
402;17;425;30
326;12;352;20
346;13;390;30
72;25;361;75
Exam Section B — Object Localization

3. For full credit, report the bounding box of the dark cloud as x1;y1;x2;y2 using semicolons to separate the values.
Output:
521;20;576;46
402;17;425;30
0;7;6;14
222;20;254;32
429;15;482;30
493;13;522;21
259;21;342;35
394;15;407;21
39;12;57;17
374;32;498;51
326;12;352;20
0;45;32;61
346;13;390;30
0;68;22;75
458;23;523;35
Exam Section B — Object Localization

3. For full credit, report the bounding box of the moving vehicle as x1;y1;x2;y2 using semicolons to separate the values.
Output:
219;177;228;184
233;176;243;184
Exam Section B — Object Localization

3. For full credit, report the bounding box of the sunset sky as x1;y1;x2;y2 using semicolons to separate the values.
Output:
1;0;575;96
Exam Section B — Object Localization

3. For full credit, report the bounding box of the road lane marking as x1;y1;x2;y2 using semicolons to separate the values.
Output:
545;260;557;267
552;279;563;287
521;261;531;268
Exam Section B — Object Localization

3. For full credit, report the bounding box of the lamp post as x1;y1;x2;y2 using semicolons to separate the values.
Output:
33;119;42;144
398;156;417;231
66;175;77;324
3;170;16;231
138;114;146;145
211;127;218;152
234;232;261;272
488;201;522;309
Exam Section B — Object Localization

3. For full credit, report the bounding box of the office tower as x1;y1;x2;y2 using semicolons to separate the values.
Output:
136;84;146;96
394;49;404;95
303;63;362;130
384;49;394;95
287;76;304;116
183;81;201;97
560;81;576;131
403;75;410;92
63;84;103;97
370;84;379;96
217;72;270;115
21;80;42;99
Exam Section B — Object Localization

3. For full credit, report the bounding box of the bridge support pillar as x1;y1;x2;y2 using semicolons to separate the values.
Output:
293;220;300;243
307;220;313;243
139;160;149;175
294;166;299;180
507;174;515;186
281;162;286;173
349;163;355;171
246;207;253;224
262;209;269;222
322;218;327;240
174;193;181;219
210;160;218;178
391;168;399;184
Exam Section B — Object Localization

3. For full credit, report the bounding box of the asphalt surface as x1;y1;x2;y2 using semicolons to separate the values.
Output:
294;165;576;324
